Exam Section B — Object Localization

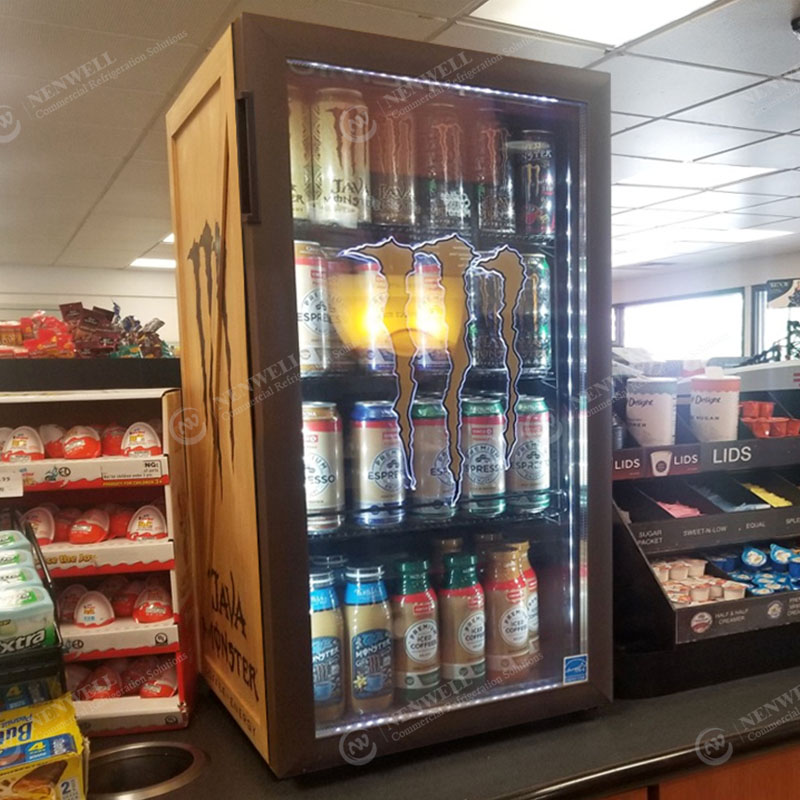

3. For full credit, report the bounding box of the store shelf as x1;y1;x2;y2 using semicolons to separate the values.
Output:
613;437;800;482
307;497;564;542
61;618;179;662
0;454;169;493
73;695;185;735
42;539;174;577
0;360;180;393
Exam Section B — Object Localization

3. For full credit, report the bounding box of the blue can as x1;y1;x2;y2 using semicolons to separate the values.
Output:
351;401;406;526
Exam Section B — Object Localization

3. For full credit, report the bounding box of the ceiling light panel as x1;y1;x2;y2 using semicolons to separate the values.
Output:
619;161;777;189
130;258;176;269
470;0;719;47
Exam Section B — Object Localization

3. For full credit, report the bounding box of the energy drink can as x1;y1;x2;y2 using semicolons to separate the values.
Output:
351;401;405;526
411;397;455;517
508;396;550;513
460;396;506;517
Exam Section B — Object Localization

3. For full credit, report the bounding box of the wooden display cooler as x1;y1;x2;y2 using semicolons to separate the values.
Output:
166;14;611;776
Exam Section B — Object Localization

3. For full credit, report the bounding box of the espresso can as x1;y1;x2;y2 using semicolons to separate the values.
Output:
294;240;330;375
302;402;345;532
311;87;371;227
512;130;555;236
460;396;505;517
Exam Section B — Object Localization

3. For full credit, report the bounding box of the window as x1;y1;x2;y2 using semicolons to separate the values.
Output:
753;284;800;357
620;290;744;361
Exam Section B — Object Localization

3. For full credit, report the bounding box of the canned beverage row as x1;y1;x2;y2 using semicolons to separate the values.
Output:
309;539;541;723
289;84;555;234
295;239;551;377
302;395;550;532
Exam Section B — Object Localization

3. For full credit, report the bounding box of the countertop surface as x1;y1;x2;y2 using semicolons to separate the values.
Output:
96;666;800;799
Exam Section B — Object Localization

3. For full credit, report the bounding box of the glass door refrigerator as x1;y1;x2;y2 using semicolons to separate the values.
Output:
166;13;611;777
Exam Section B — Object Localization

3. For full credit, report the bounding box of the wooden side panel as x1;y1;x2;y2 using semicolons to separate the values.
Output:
600;790;649;800
659;746;800;799
165;28;269;759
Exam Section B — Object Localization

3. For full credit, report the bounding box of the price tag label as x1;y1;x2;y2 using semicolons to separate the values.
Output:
0;468;22;498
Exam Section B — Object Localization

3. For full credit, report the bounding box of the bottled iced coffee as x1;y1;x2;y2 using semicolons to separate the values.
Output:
309;570;345;723
506;539;541;669
344;565;393;715
392;560;440;704
440;553;485;687
473;532;504;581
430;536;463;589
484;547;530;684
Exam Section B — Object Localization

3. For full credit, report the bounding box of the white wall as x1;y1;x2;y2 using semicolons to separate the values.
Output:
612;251;800;305
0;265;179;345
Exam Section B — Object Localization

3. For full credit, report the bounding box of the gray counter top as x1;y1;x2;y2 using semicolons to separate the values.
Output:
96;666;800;799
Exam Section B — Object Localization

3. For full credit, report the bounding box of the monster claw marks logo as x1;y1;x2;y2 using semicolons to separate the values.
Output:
339;104;377;144
339;730;377;766
0;106;21;143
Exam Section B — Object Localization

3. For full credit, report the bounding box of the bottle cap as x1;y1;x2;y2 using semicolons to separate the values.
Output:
444;553;477;570
397;560;429;575
345;565;385;582
309;570;335;589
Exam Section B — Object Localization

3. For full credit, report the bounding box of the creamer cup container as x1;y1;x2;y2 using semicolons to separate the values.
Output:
689;374;741;442
625;378;677;447
0;585;55;652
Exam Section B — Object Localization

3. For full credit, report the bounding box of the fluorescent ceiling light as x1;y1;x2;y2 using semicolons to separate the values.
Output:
651;191;772;214
130;257;176;269
471;0;718;47
612;185;694;208
619;162;777;190
612;208;710;229
163;233;175;244
668;228;793;244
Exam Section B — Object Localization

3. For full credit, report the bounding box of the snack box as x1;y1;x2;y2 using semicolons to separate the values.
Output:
0;694;88;800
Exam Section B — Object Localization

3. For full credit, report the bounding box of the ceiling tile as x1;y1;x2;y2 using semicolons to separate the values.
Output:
240;0;447;39
361;0;476;15
716;169;800;195
131;119;168;162
674;80;800;132
612;185;697;208
0;17;199;93
430;21;604;68
611;208;712;230
650;191;787;213
742;197;800;216
0;239;64;266
749;216;800;232
593;54;760;116
681;211;794;229
0;0;229;47
617;160;777;190
55;247;147;269
612;155;665;183
699;133;800;169
612;119;769;161
629;0;800;77
611;113;652;134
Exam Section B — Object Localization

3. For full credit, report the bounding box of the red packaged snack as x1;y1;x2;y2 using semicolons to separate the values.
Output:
121;422;162;457
140;664;178;698
97;575;128;600
109;506;135;539
73;590;115;628
39;424;65;458
132;586;172;624
62;426;102;459
75;665;123;700
101;423;126;456
112;580;144;618
69;509;110;544
54;507;81;542
57;584;88;624
127;505;168;541
121;656;159;696
20;506;55;546
1;426;45;462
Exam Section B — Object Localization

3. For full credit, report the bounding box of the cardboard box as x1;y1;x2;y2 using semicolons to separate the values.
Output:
0;694;87;800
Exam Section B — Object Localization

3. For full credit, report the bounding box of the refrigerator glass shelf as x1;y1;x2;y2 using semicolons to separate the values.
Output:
315;674;565;739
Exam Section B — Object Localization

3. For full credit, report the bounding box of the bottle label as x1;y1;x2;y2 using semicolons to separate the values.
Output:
442;661;486;681
404;619;438;663
311;635;342;705
500;605;529;647
396;667;440;690
458;610;485;654
351;628;392;699
527;590;539;637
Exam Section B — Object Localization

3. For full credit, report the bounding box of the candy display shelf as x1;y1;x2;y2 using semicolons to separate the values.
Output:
61;618;180;662
0;455;169;494
42;540;174;577
73;694;186;735
0;387;196;734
